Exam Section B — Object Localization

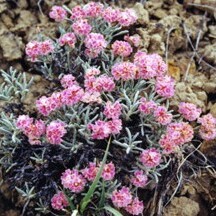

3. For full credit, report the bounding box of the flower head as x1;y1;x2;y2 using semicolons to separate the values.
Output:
103;101;122;120
179;102;201;121
51;191;68;210
125;197;144;215
81;162;98;181
88;120;111;140
111;187;132;208
118;9;137;26
102;7;120;23
70;6;86;20
153;106;173;125
60;74;76;88
59;33;76;48
139;97;157;115
111;62;138;81
72;19;92;36
155;75;175;98
49;6;67;22
61;169;86;193
112;40;133;57
131;170;148;188
140;148;161;168
102;162;115;181
83;2;104;17
84;33;107;58
46;121;67;145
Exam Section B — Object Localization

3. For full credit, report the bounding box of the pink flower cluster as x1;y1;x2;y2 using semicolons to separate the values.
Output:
103;101;122;120
46;121;67;145
139;97;157;115
179;102;201;121
82;161;115;181
159;122;194;154
25;40;54;61
51;191;68;210
153;106;173;125
49;6;67;22
84;75;115;93
84;33;107;58
198;114;216;140
131;170;148;188
16;115;45;145
61;169;86;193
139;98;172;125
111;62;138;81
59;32;77;48
134;51;167;79
60;74;76;88
102;7;120;23
140;148;161;168
68;2;137;26
88;119;122;140
60;161;115;195
72;19;92;36
117;9;138;26
111;187;144;215
155;75;175;98
36;82;84;116
112;40;133;57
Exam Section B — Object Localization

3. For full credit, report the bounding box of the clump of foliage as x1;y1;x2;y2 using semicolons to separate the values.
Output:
1;2;216;216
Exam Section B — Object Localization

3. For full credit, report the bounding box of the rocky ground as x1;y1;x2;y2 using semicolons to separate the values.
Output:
0;0;216;215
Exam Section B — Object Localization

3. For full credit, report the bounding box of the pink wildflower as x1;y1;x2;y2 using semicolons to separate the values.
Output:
108;119;122;135
61;169;86;193
25;40;54;61
59;33;76;48
179;102;201;121
16;115;33;131
85;67;100;79
25;41;40;61
124;34;141;47
61;85;84;106
84;33;107;58
102;7;120;23
51;191;68;210
36;95;58;116
70;6;86;20
40;40;54;55
118;9;137;26
125;197;144;215
97;75;115;92
81;91;102;104
167;122;194;145
112;40;133;57
139;97;157;115
198;114;216;140
72;19;92;36
83;2;104;17
60;74;76;88
88;120;111;140
103;101;122;119
111;187;132;208
140;148;161;168
155;75;175;98
159;134;178;154
49;6;67;22
131;170;148;188
153;106;173;125
46;121;66;145
102;162;115;181
111;62;138;81
81;162;98;181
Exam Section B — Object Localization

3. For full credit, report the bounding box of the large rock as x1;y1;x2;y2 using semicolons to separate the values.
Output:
164;196;200;216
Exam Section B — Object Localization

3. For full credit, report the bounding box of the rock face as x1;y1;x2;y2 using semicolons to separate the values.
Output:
164;196;200;216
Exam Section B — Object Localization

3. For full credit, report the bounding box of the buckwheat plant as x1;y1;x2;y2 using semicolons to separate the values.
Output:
1;2;216;216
